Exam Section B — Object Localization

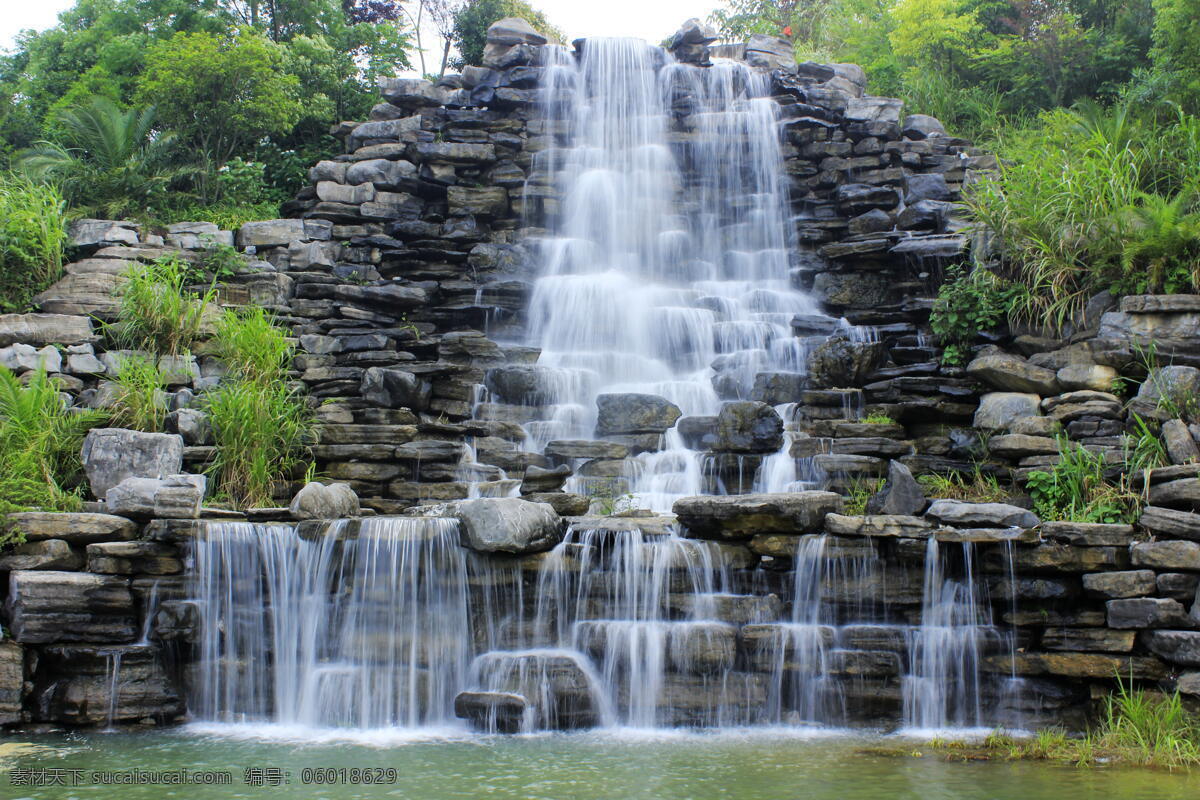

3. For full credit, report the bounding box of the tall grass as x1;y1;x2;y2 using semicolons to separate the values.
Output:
0;174;68;312
0;367;106;526
105;354;169;432
204;307;313;508
1026;436;1138;523
971;104;1200;330
110;256;215;355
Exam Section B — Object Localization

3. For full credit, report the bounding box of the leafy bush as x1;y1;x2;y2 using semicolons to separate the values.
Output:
216;157;271;205
929;265;1019;365
106;355;169;433
0;175;67;312
861;413;896;425
0;367;106;521
111;256;215;356
139;202;282;233
204;308;313;508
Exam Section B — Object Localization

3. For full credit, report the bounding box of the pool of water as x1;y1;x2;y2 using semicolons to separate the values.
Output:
3;727;1197;800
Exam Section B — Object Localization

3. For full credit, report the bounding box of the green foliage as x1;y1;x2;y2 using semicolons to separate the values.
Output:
111;256;215;356
709;0;833;45
0;366;106;519
844;476;885;515
15;97;194;219
917;466;1009;503
0;175;67;312
1150;0;1200;112
969;103;1200;330
213;306;296;384
1097;679;1200;767
135;30;304;194
106;354;169;432
193;244;245;284
204;307;314;508
929;265;1019;365
450;0;564;69
140;202;282;232
216;157;272;206
861;413;895;425
1025;435;1138;523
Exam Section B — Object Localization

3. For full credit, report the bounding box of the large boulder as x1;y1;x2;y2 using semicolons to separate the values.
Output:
105;474;206;519
1131;366;1200;421
1141;631;1200;667
967;353;1062;395
673;492;843;540
744;34;795;70
4;571;136;644
289;481;361;520
595;393;682;435
81;428;184;499
715;401;783;453
453;497;562;554
4;512;137;544
973;392;1041;431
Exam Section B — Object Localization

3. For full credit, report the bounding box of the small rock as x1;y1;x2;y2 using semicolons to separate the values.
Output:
925;499;1039;529
865;460;926;516
453;497;562;554
106;474;206;519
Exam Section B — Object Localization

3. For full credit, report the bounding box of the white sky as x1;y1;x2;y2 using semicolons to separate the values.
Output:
1;1;725;54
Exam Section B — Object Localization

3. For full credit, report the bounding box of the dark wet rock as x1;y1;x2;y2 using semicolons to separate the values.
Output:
715;401;783;453
5;571;136;644
865;460;925;516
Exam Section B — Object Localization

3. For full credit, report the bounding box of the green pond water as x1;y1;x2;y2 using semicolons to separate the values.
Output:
2;727;1197;800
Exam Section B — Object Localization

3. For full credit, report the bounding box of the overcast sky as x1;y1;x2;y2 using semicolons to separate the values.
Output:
1;1;725;55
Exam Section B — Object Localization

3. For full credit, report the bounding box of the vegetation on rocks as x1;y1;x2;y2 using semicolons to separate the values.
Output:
106;355;170;433
0;174;67;312
0;367;105;520
110;256;215;356
205;307;315;508
929;265;1018;365
926;681;1200;769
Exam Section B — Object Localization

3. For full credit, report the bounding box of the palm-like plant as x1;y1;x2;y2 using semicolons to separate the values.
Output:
1118;189;1200;295
15;97;194;218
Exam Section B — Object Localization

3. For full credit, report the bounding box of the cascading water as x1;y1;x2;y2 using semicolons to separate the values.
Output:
190;518;474;729
514;39;827;511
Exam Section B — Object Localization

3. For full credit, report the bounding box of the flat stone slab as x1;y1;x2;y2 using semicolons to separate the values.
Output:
674;492;843;540
5;512;138;544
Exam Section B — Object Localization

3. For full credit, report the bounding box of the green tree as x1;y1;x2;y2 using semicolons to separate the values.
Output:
889;0;980;71
1150;0;1200;111
135;31;303;198
709;0;833;46
15;97;192;218
450;0;563;70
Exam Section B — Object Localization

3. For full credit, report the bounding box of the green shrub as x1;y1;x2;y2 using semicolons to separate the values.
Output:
861;413;896;425
111;256;215;356
204;308;313;508
106;354;169;432
192;243;245;284
917;466;1009;503
1026;436;1138;523
929;265;1019;365
0;175;67;312
216;157;271;205
0;367;106;522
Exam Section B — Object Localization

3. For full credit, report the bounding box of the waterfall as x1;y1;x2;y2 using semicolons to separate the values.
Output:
515;39;825;511
190;518;475;729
